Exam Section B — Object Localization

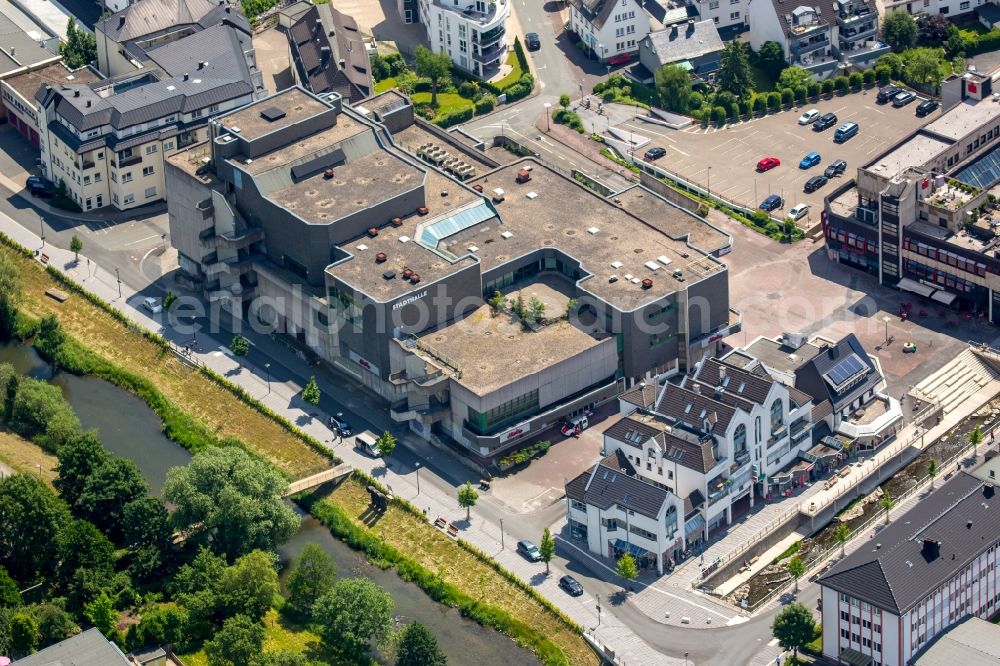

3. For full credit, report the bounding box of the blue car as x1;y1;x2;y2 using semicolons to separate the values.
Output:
799;152;821;169
759;194;783;212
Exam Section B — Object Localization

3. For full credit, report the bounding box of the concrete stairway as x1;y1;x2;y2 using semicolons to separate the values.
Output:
911;348;998;414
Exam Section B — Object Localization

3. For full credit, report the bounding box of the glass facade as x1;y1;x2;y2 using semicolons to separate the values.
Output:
466;389;540;434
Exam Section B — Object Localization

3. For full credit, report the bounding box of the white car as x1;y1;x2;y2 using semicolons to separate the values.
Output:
798;109;820;125
142;296;162;314
787;203;810;221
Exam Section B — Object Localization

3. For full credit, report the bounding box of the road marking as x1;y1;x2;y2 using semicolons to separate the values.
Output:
124;234;162;247
767;639;779;646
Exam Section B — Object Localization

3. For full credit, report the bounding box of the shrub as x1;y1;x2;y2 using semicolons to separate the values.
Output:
862;68;876;85
752;95;767;114
821;79;835;94
553;108;585;133
807;81;821;98
767;91;781;110
834;76;850;94
434;106;474;128
849;71;863;89
711;105;726;123
780;87;794;105
474;95;496;114
794;86;807;104
738;99;751;116
688;91;704;110
458;81;478;98
875;65;891;84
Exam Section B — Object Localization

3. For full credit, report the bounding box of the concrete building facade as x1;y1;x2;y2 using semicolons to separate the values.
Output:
412;0;510;76
568;0;650;61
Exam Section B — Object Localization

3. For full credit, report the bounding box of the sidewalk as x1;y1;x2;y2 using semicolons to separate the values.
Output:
0;213;684;666
0;170;166;225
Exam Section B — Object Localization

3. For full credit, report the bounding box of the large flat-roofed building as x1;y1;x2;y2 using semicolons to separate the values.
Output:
166;87;739;460
817;472;1000;666
822;68;1000;321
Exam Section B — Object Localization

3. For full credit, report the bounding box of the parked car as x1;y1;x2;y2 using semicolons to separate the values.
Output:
877;86;902;104
559;575;584;596
804;175;829;193
142;297;162;314
26;175;54;198
756;156;781;172
833;122;859;143
609;53;631;66
517;540;541;562
759;194;783;212
824;159;848;178
798;109;820;125
916;99;939;117
330;415;352;437
355;430;380;457
787;203;810;221
643;146;666;161
812;112;837;131
525;32;540;50
799;151;821;169
892;91;917;107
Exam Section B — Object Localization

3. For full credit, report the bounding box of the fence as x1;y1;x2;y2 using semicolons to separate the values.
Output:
705;503;803;578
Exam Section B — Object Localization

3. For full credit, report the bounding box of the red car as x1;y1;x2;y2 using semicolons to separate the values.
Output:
608;53;631;66
757;157;781;172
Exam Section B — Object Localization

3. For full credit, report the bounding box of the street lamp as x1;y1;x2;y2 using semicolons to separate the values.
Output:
499;517;505;549
265;362;271;394
39;219;45;249
597;594;602;626
543;102;552;131
415;462;421;494
883;315;891;342
707;166;712;199
114;268;122;299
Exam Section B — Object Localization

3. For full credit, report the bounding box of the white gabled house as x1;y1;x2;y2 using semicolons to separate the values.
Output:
568;0;650;61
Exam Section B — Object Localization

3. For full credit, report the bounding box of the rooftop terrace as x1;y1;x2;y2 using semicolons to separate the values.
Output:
218;87;330;140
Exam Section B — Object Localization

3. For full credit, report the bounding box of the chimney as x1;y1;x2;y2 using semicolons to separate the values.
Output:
73;90;80;97
9;47;14;57
119;16;126;30
985;483;995;499
967;520;974;529
670;23;678;37
921;537;941;560
198;61;206;70
183;73;189;81
86;100;91;108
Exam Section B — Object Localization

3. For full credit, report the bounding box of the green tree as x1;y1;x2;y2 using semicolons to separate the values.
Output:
32;603;78;646
70;235;83;261
559;93;571;110
60;19;96;69
76;457;148;542
539;527;556;575
654;64;693;112
414;45;453;107
0;564;20;607
396;621;447;666
230;335;250;369
882;11;917;52
718;41;753;99
164;447;297;558
173;548;227;643
313;578;393;658
122;496;172;581
9;611;39;658
968;424;984;454
0;474;71;582
301;376;320;407
218;551;279;622
880;488;895;525
55;519;115;586
903;47;948;88
126;604;188;652
616;553;638;587
834;521;850;557
488;290;506;315
528;296;545;324
34;314;65;362
252;651;313;666
83;591;118;638
920;13;951;44
0;250;21;338
772;602;815;659
377;430;397;459
457;481;479;520
204;614;265;666
786;555;805;592
777;66;812;91
758;41;787;76
9;377;80;450
928;458;938;490
55;431;109;508
287;543;337;617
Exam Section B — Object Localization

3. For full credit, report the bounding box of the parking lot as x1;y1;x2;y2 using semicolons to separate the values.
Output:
617;90;933;223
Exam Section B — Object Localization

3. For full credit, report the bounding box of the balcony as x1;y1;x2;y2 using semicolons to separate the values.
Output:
840;22;877;42
707;483;731;506
791;37;830;56
733;450;751;468
475;24;505;45
113;155;141;169
473;42;507;64
433;0;507;27
768;424;789;448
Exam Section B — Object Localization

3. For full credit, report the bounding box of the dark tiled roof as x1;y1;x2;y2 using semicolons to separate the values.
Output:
794;334;882;412
565;453;669;519
819;473;1000;614
658;429;717;473
656;383;737;433
701;357;775;405
16;628;130;665
642;20;723;66
569;0;620;30
812;399;833;422
604;414;663;448
287;5;371;103
620;382;657;410
97;0;248;43
685;489;705;514
786;385;813;409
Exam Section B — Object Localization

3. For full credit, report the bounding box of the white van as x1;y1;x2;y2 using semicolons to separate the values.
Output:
355;430;380;457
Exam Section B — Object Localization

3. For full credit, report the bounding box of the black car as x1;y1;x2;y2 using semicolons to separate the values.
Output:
759;194;783;212
877;86;902;104
892;91;917;107
329;415;352;437
517;540;541;562
26;175;54;198
824;160;847;178
812;112;837;131
525;32;541;50
559;575;584;596
643;146;666;161
804;175;829;193
916;99;939;117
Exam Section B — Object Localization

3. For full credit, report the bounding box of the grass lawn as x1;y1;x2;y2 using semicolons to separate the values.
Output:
750;62;777;93
410;92;475;115
375;77;397;93
0;429;57;487
3;246;329;480
492;50;524;90
180;609;327;666
315;479;599;666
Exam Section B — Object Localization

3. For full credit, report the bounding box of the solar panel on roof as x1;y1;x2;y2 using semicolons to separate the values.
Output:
823;353;867;389
261;106;286;122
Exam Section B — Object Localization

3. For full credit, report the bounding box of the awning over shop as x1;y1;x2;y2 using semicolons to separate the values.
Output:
838;648;874;666
685;514;706;535
896;277;936;298
931;289;958;305
613;539;649;558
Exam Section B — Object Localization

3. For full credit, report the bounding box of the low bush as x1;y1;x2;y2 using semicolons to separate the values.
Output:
475;95;496;114
794;86;807;104
807;81;821;98
821;79;835;95
834;76;850;94
738;99;751;116
553;108;585;133
780;87;794;105
711;105;726;124
434;106;474;128
875;65;891;85
752;95;767;114
849;72;863;90
862;68;876;85
767;91;781;110
499;440;552;470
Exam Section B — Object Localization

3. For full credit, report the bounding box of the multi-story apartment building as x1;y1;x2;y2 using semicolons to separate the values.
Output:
410;0;510;76
749;0;886;79
822;68;1000;321
688;0;749;34
34;19;264;212
568;0;650;61
165;86;740;460
282;1;372;102
879;0;992;20
818;472;1000;666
